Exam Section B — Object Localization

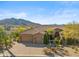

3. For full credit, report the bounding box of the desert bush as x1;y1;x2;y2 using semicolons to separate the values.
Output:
43;48;54;56
44;48;51;55
63;22;79;46
10;26;26;42
0;26;12;49
54;37;62;47
51;48;57;52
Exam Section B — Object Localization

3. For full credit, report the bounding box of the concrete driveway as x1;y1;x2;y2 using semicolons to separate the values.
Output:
9;42;47;57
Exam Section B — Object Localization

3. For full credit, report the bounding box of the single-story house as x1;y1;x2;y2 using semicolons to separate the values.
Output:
20;25;63;44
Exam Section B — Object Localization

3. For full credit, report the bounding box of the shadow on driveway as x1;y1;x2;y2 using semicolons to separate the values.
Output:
20;42;46;48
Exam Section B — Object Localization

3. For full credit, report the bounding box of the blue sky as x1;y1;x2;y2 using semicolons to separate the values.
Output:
0;1;79;24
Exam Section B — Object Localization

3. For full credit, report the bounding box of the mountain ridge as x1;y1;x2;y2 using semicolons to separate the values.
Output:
0;18;41;26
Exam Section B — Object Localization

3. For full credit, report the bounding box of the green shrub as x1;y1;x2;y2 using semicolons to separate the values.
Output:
54;37;61;47
43;31;49;45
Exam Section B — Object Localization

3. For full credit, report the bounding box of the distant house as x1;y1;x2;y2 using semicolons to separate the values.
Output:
20;25;63;44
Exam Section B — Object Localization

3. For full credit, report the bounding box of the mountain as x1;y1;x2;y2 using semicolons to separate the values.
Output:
0;18;40;26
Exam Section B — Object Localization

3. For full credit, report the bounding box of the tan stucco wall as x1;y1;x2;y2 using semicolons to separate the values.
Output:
20;33;44;44
33;33;43;44
20;34;33;42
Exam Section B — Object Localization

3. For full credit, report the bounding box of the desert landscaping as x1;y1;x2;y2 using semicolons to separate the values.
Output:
0;1;79;57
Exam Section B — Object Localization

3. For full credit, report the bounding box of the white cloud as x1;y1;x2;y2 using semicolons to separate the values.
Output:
0;11;27;20
49;9;79;24
0;9;79;24
29;9;79;24
13;12;27;19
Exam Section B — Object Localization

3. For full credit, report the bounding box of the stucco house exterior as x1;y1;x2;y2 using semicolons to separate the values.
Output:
20;25;63;44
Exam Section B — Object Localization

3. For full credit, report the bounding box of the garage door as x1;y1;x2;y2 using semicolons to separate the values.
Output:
21;34;33;43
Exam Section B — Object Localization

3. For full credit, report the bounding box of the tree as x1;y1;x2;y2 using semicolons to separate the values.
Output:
43;31;49;45
43;29;54;45
4;34;12;48
11;26;26;42
0;26;12;49
53;28;63;48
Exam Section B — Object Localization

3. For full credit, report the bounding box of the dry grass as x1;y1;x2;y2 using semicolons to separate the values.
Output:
43;48;55;56
44;46;79;56
51;48;57;52
43;48;51;55
63;50;70;56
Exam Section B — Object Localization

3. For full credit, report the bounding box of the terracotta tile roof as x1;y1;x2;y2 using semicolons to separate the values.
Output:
20;25;63;35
